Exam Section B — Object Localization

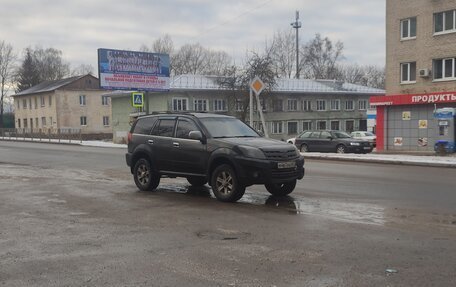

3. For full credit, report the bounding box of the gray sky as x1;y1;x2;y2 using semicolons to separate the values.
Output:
0;0;385;71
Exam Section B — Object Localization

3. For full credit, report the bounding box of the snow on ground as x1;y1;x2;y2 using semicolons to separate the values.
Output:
1;137;456;167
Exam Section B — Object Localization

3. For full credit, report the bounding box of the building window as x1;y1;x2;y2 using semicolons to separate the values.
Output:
272;99;283;112
401;17;417;40
358;100;368;110
271;121;283;134
400;62;416;83
30;118;33;128
102;95;109;106
49;95;52;106
287;99;298;111
16;100;20;110
193;99;208;112
103;116;110;126
49;117;53;126
40;96;45;107
213;99;227;112
17;119;21;128
22;99;27;109
235;100;244;112
316;100;326;111
433;58;456;81
330;99;340;110
41;117;46;126
302;100;312;111
345;100;354;110
287;121;298;134
28;98;32;110
302;121;312;131
80;116;87;126
317;121;327;130
172;98;188;111
34;97;38;109
35;117;39;128
330;120;340;130
79;95;86;106
434;10;456;34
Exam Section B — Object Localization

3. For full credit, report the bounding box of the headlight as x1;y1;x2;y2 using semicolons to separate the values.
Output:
350;142;361;146
236;145;266;159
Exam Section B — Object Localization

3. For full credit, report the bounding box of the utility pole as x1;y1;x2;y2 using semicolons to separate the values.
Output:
290;10;302;79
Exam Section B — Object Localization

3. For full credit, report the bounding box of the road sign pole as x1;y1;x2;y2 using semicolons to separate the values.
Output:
255;93;268;138
249;87;253;127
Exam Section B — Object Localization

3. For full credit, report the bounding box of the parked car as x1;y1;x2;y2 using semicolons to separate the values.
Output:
294;130;373;154
350;131;376;147
286;137;296;145
126;113;305;202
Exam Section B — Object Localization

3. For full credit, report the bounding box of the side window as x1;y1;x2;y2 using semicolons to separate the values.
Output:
320;131;331;138
152;119;176;137
300;131;312;138
133;117;158;135
176;119;199;139
310;132;320;138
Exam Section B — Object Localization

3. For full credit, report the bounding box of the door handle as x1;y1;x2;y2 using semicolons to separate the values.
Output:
173;142;180;148
147;139;154;144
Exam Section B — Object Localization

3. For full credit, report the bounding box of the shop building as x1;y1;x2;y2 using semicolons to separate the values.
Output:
372;0;456;151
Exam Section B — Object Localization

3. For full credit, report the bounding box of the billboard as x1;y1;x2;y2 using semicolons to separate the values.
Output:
98;48;170;91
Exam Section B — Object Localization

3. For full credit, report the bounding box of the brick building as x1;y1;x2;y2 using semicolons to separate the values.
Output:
372;0;456;151
13;74;112;137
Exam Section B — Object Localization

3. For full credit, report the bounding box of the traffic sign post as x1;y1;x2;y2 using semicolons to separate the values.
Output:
249;77;268;138
132;92;144;108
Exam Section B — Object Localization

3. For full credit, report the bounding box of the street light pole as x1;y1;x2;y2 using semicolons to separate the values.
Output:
290;10;302;79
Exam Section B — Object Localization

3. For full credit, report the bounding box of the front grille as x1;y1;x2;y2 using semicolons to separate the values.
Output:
262;149;296;160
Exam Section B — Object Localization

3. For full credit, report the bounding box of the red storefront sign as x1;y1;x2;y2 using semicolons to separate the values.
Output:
371;91;456;106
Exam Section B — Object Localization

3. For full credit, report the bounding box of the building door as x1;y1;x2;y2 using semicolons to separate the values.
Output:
359;120;367;131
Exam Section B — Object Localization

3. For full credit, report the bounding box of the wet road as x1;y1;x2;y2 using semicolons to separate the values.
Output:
1;141;456;286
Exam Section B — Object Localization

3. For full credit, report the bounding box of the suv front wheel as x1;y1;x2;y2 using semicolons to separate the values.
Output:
211;164;245;202
133;158;160;191
265;180;297;196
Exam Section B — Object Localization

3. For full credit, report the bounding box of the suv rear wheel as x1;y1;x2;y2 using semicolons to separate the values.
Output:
265;180;296;196
133;158;160;191
187;176;207;186
211;164;245;202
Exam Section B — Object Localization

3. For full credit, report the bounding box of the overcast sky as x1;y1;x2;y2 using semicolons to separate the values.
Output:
0;0;385;72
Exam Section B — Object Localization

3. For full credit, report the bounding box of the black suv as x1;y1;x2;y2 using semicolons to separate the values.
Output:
126;113;305;202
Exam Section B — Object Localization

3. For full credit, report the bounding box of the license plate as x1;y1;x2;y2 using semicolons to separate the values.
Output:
363;147;371;150
278;161;296;169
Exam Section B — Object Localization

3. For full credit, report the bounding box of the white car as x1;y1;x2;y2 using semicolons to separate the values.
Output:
350;131;376;147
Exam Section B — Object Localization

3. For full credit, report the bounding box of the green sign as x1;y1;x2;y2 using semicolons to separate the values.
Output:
132;92;144;108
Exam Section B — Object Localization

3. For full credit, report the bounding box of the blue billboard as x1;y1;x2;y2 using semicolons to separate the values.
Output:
98;48;170;91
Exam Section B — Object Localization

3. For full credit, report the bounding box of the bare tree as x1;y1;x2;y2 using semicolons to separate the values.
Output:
152;34;174;55
301;33;344;79
71;63;94;76
0;40;16;128
335;64;385;89
32;47;70;81
268;29;296;78
172;43;208;75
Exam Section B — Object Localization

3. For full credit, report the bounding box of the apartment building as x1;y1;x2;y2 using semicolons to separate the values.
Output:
371;0;456;151
109;75;383;143
13;74;112;136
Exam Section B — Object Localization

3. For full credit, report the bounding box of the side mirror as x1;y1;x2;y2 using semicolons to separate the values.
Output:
189;130;204;141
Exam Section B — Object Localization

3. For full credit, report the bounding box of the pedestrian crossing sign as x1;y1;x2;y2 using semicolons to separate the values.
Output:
132;92;144;108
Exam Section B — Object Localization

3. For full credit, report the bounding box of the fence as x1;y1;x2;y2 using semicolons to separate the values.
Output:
0;128;82;143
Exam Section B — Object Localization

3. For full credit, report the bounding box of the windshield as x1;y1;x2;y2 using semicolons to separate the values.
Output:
365;132;375;136
201;117;260;138
333;131;352;139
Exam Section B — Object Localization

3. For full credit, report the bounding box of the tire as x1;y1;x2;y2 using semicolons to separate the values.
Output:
187;176;207;186
210;164;245;202
336;145;347;154
300;144;309;152
265;180;297;196
133;158;160;191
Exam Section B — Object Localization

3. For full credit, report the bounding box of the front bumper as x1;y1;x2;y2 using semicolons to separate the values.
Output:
347;145;373;153
233;155;305;186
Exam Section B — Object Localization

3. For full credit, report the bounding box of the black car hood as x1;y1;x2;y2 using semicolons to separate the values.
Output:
213;137;293;150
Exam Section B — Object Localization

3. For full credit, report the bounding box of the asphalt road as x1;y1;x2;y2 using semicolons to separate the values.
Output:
1;141;456;286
